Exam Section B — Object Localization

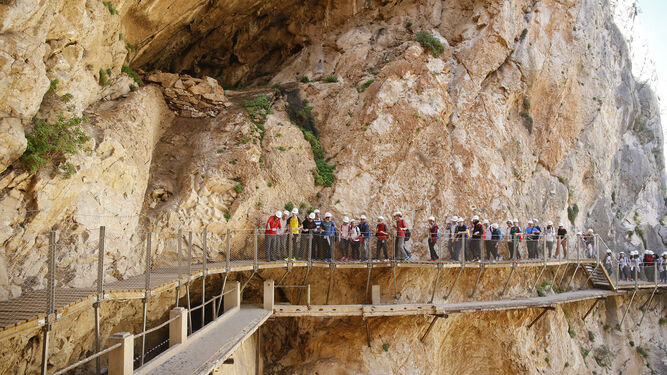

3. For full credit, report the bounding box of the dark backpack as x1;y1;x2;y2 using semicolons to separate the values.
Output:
404;229;411;241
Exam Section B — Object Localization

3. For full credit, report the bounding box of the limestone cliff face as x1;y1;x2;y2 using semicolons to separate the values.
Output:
0;0;665;372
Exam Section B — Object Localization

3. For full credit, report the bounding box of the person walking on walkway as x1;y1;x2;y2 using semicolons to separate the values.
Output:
583;229;595;259
643;250;655;282
300;213;316;259
659;252;667;283
339;217;351;261
428;216;439;261
488;223;501;260
524;220;536;259
265;211;282;261
321;212;337;261
604;249;613;274
509;219;522;260
470;216;483;261
313;209;323;260
393;212;410;260
618;252;629;281
359;215;371;260
544;221;555;259
349;219;361;260
287;208;301;259
454;217;467;261
376;216;389;261
446;217;457;260
555;223;567;259
629;251;641;281
483;219;492;262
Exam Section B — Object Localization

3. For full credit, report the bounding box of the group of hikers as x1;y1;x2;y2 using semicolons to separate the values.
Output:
266;210;588;261
263;210;666;282
605;249;667;283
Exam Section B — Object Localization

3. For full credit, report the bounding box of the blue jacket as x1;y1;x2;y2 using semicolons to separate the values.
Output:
359;221;370;239
322;220;338;236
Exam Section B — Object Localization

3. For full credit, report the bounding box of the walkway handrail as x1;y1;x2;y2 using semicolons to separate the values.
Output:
52;341;122;375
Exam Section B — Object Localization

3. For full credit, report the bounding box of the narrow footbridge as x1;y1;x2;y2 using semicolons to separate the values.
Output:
1;230;664;375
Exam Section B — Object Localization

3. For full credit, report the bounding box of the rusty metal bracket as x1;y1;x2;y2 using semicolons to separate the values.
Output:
528;307;555;328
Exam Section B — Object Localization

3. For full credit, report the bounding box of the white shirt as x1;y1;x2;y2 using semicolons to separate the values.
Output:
545;227;555;242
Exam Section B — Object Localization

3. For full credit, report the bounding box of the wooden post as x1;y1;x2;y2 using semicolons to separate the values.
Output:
108;332;134;375
169;307;188;347
224;281;240;312
263;280;275;311
371;285;381;305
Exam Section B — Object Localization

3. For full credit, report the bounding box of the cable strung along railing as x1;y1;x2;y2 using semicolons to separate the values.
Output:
0;226;664;374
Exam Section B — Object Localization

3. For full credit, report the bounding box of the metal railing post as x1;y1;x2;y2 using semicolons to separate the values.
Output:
140;233;152;367
95;226;105;375
177;230;182;307
41;231;57;375
254;229;259;268
186;231;193;335
226;229;231;271
308;233;313;266
202;228;207;328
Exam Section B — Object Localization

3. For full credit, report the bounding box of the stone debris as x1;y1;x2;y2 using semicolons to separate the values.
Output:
146;71;231;118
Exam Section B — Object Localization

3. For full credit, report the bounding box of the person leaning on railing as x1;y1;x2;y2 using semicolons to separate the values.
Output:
427;216;439;261
339;217;351;261
392;212;410;260
359;215;371;261
545;221;555;258
618;251;629;281
509;219;521;260
265;211;282;261
555;223;567;259
287;208;301;260
454;217;467;261
321;212;337;261
312;210;323;260
300;213;316;259
629;250;641;281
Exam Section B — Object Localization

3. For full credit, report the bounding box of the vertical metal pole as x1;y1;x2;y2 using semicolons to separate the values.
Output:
308;234;313;266
217;230;231;316
186;231;193;335
226;229;231;270
595;235;599;263
41;231;57;375
95;226;105;375
254;229;259;268
288;232;293;263
177;230;182;307
140;233;152;367
202;228;207;328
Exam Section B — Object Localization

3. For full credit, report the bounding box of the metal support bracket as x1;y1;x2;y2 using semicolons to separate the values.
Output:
582;298;605;321
501;262;516;296
527;307;555;328
429;263;443;304
420;314;448;342
470;264;485;298
446;263;465;300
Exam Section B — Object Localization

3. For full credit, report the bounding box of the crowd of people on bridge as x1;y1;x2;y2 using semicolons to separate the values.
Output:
264;209;666;282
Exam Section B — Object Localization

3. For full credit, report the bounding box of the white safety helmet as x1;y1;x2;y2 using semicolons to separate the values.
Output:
308;213;315;219
527;220;533;224
394;211;402;217
343;216;349;223
275;210;283;217
482;219;489;224
507;219;513;224
472;215;479;221
576;232;583;236
324;212;332;218
428;216;435;221
533;219;539;223
492;223;499;229
452;216;458;222
350;218;357;223
513;218;519;223
292;208;299;214
283;210;290;216
457;218;464;223
619;251;625;255
662;252;667;257
606;249;612;253
558;222;564;227
360;215;367;220
547;221;553;226
314;209;320;214
587;228;594;233
377;216;384;221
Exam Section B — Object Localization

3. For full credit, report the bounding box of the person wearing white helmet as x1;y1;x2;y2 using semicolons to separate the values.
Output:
618;251;629;281
604;249;613;274
509;219;522;260
349;218;361;260
287;208;302;259
392;211;410;260
629;250;641;281
376;216;389;260
359;215;371;260
339;217;351;261
544;221;555;259
659;251;667;283
643;250;656;282
488;223;502;260
584;229;595;259
427;216;440;261
265;210;283;261
555;223;568;259
300;213;317;259
482;219;492;261
313;209;323;260
524;220;539;259
321;212;338;261
454;217;467;261
278;210;290;259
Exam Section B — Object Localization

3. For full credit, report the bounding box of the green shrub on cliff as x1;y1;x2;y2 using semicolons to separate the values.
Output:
415;31;444;57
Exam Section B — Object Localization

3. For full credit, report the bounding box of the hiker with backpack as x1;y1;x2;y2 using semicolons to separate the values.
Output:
376;216;389;260
265;211;282;261
470;216;483;261
339;217;351;261
427;216;439;261
359;215;371;260
349;219;361;260
454;217;467;262
489;223;502;260
393;212;410;260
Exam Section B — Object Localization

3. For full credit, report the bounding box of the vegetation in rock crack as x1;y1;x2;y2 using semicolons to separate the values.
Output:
580;347;590;359
415;31;444;57
223;213;230;222
520;97;534;133
284;202;295;212
567;204;579;224
125;43;135;53
520;28;528;41
322;75;339;83
568;326;576;338
277;146;285;151
382;343;390;352
22;114;90;174
587;330;595;341
243;94;273;125
122;65;143;87
103;1;118;15
300;76;310;83
356;79;374;93
233;184;243;194
99;69;109;86
593;346;612;368
59;93;73;102
58;162;76;179
47;79;59;94
634;225;647;248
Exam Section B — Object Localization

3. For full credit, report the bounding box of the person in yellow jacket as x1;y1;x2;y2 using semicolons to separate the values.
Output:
287;208;301;259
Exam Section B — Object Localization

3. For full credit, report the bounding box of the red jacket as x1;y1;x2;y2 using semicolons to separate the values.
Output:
376;222;388;241
265;215;281;235
396;219;407;238
429;224;439;242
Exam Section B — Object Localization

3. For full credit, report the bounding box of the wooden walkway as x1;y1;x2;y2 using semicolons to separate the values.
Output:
0;259;664;341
